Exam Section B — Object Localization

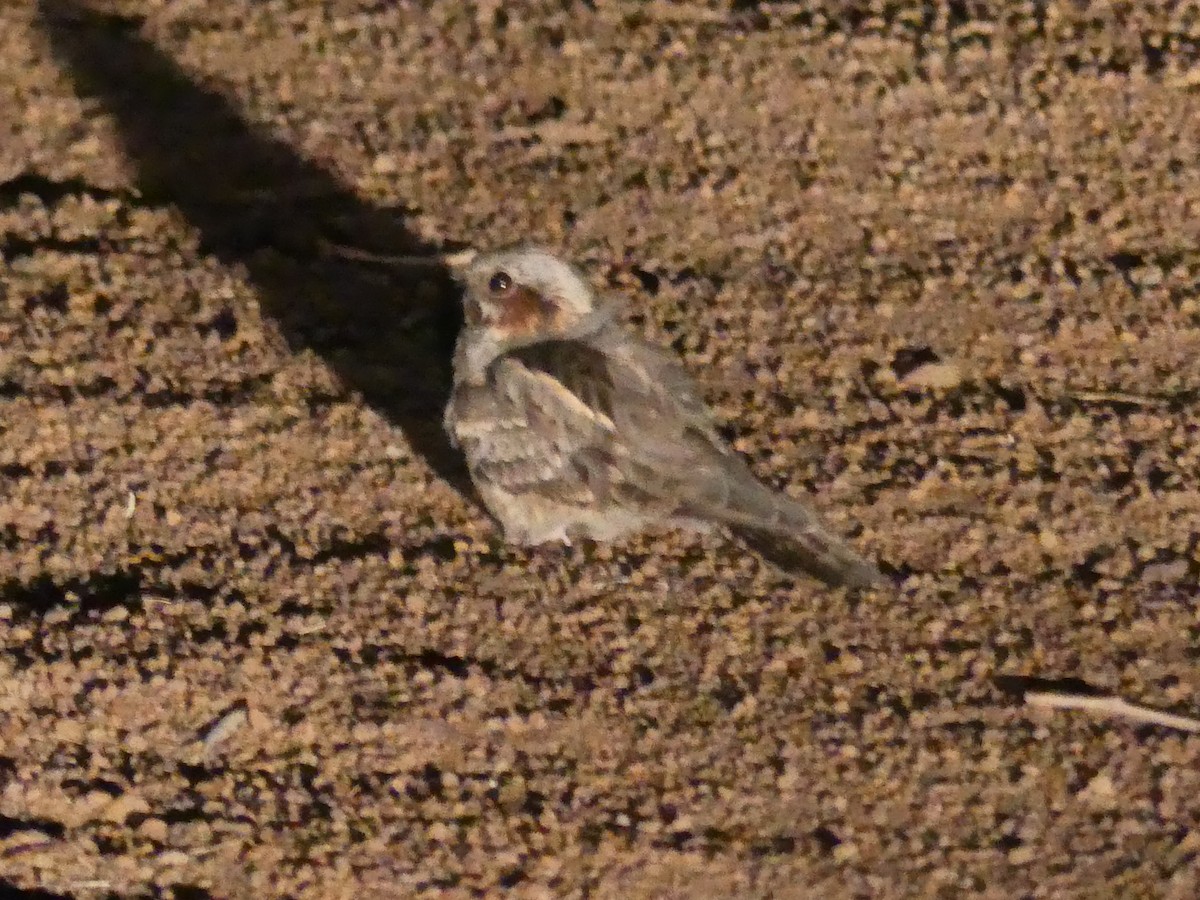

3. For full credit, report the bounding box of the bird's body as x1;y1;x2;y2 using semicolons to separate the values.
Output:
444;246;883;588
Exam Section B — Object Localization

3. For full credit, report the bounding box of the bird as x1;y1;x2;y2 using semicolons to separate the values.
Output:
443;245;884;588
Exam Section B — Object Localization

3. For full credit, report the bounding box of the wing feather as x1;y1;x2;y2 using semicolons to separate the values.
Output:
448;331;882;586
494;336;737;515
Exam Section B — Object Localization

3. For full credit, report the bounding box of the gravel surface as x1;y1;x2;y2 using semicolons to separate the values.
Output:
2;1;1199;897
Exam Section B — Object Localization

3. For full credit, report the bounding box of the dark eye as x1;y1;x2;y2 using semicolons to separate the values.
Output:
488;271;513;294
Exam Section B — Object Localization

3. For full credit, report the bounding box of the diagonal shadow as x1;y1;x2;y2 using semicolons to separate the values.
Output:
36;0;472;494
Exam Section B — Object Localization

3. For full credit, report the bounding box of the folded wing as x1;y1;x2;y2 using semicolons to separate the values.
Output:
474;332;881;587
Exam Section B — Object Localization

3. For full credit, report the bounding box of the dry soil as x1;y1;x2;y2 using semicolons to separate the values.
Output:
1;1;1199;898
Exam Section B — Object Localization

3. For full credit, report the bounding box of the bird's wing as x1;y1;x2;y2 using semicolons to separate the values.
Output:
499;335;884;588
449;338;635;509
484;335;741;515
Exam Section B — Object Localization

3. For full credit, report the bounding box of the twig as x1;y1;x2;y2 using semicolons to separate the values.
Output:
198;702;249;752
319;239;477;270
1026;691;1200;733
490;122;608;146
641;2;730;24
1067;390;1166;407
0;830;58;858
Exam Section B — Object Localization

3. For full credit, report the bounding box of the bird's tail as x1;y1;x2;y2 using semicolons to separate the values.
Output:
731;521;883;588
702;475;884;588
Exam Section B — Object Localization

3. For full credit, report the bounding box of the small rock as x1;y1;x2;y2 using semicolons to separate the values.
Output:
1008;845;1036;865
68;790;115;827
372;154;399;174
901;361;964;390
832;841;860;862
1037;529;1061;552
1141;558;1189;584
103;791;150;824
1081;772;1117;809
138;817;169;843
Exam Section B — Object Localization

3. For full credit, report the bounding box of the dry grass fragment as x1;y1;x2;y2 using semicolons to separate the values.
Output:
1026;691;1200;733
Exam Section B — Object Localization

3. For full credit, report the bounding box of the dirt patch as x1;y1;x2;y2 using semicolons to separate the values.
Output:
2;1;1198;897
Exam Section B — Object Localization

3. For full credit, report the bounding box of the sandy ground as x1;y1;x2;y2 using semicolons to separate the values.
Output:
2;1;1199;897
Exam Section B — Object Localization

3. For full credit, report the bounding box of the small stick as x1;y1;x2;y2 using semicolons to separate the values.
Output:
319;239;477;270
1026;691;1200;733
199;703;249;752
1067;390;1165;407
490;122;608;146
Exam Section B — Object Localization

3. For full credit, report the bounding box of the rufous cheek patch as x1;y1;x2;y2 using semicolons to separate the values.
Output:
497;284;560;334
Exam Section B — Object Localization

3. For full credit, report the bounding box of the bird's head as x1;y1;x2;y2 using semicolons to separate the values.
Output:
456;246;606;354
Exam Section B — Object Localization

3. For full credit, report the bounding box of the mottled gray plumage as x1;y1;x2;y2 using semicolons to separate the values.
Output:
444;245;883;588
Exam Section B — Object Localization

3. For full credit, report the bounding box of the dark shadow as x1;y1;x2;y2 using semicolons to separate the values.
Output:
170;887;216;900
993;674;1104;699
1;570;142;617
36;0;471;493
0;813;66;841
0;883;73;900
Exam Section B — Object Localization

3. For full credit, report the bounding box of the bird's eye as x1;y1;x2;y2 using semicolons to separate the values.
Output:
488;271;513;294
